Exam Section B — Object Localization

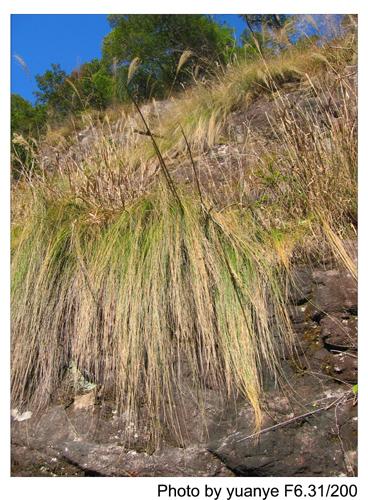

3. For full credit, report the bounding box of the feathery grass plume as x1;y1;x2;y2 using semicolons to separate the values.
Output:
127;57;141;85
168;50;194;98
13;54;31;77
65;77;85;110
176;50;193;76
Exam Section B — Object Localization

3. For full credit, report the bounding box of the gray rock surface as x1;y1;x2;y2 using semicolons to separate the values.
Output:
11;262;357;477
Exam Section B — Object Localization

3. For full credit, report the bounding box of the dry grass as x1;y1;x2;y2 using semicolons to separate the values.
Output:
32;27;356;172
133;30;356;161
11;25;357;447
246;61;357;275
11;187;295;445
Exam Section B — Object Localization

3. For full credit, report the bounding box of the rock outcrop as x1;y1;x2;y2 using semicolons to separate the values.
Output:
11;256;357;477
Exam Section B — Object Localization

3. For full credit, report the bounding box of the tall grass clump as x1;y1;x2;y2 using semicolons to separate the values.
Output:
149;29;356;158
249;60;357;277
11;184;295;445
11;25;357;448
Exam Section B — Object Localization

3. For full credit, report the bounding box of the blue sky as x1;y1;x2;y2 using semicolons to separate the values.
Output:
11;15;111;103
11;14;245;104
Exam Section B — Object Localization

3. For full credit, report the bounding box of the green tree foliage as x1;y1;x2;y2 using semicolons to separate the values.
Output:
34;60;116;119
11;94;46;137
241;15;290;33
240;30;270;60
34;63;75;117
19;15;303;134
240;15;294;53
103;14;234;99
71;59;115;109
11;94;46;178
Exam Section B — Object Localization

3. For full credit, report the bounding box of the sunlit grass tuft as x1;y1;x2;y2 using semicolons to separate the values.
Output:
12;188;296;445
11;27;357;448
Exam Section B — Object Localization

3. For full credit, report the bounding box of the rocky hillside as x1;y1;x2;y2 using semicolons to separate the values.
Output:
12;256;357;476
11;29;357;477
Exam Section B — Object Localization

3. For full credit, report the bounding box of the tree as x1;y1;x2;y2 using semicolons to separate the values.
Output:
240;15;294;52
11;94;47;178
102;15;234;99
72;59;115;109
241;15;290;33
240;30;269;60
34;63;76;118
34;60;116;118
11;94;46;137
